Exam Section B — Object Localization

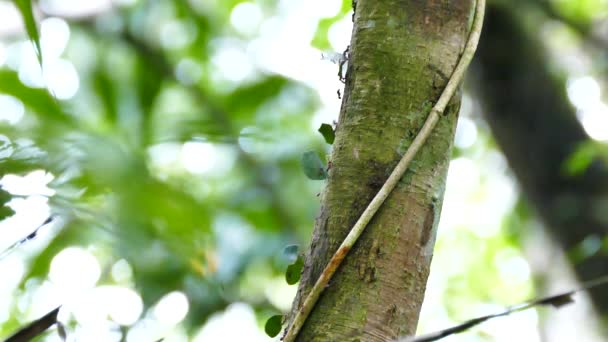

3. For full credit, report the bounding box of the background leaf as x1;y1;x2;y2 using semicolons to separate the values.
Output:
283;244;299;263
0;188;15;220
0;70;67;121
301;151;327;180
13;0;42;66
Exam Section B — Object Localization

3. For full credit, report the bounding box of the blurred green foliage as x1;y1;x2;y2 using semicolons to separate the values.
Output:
0;0;352;338
563;140;608;176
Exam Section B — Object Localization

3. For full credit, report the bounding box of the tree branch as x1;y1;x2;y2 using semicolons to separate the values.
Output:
5;306;61;342
400;275;608;342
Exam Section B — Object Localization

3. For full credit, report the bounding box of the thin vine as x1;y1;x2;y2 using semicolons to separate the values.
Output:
282;0;486;340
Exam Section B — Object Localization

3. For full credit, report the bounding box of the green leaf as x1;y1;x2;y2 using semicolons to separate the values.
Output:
310;0;353;50
135;57;164;116
0;205;15;220
285;255;304;285
0;140;46;175
264;314;283;337
92;66;119;124
283;244;299;263
0;70;68;121
225;76;289;118
13;0;43;66
301;151;327;180
318;123;335;144
0;199;14;216
563;141;608;176
0;188;15;220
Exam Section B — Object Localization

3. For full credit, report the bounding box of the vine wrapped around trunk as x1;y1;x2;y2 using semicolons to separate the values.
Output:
287;1;478;340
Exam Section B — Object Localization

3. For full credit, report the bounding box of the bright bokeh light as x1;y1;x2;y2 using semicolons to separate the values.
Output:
40;0;112;17
112;0;137;6
567;76;608;141
153;291;189;325
1;170;55;197
213;214;257;281
111;259;134;283
478;304;539;341
148;142;181;172
454;117;478;149
0;95;24;124
0;255;25;323
68;285;142;327
44;58;79;99
328;13;352;51
97;286;143;325
0;43;6;66
264;277;298;311
180;142;237;176
0;2;24;36
230;2;263;36
67;319;122;342
40;17;70;59
126;319;156;341
211;41;255;84
579;103;608;141
175;58;202;85
160;20;196;50
495;250;531;285
568;76;600;109
307;0;342;19
49;247;101;290
4;15;80;99
0;195;51;253
194;303;270;342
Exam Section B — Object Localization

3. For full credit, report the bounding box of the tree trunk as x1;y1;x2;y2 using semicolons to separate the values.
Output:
289;1;474;340
476;3;608;318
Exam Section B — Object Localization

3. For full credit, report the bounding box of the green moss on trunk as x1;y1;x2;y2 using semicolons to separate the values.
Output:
291;1;473;340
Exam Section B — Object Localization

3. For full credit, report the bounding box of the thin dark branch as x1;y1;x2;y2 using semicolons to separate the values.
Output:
0;217;53;261
5;306;61;342
401;275;608;342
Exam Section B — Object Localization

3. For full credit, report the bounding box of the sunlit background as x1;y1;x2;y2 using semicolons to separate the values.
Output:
0;0;607;341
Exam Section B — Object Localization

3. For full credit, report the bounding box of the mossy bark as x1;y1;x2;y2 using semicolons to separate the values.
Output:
289;1;473;340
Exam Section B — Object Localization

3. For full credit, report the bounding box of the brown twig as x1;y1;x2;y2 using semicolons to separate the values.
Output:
401;275;608;342
5;306;61;342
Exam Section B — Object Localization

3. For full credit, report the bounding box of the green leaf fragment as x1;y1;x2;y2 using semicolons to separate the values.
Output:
264;314;283;337
564;145;594;175
0;70;67;121
563;141;608;176
13;0;43;67
0;188;15;220
283;244;299;263
318;123;335;144
301;150;327;180
285;255;304;285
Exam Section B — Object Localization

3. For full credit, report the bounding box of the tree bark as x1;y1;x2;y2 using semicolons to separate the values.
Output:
476;3;608;316
289;1;474;340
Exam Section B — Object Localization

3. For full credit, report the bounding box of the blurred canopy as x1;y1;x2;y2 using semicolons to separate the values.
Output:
0;0;352;338
0;0;608;341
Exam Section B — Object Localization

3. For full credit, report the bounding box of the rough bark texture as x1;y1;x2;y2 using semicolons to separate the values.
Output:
289;1;473;340
476;3;608;317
